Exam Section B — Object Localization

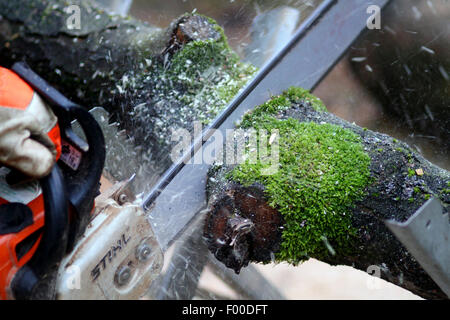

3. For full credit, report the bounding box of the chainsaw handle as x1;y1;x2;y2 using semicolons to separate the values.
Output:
39;165;69;269
58;105;105;210
60;105;105;250
11;62;106;249
12;166;69;300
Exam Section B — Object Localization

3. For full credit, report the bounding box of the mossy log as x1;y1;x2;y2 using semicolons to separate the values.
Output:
0;0;255;189
204;88;450;300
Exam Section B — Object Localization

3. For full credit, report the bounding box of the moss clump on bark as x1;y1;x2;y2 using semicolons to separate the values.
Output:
162;16;257;124
238;87;327;126
229;88;372;264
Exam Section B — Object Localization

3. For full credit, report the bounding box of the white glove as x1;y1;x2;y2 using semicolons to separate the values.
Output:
0;68;58;179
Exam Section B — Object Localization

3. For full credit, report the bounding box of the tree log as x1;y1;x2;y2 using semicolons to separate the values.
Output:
204;87;449;300
0;0;255;190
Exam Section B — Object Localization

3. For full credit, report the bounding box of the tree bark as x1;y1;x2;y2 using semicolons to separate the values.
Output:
203;91;449;300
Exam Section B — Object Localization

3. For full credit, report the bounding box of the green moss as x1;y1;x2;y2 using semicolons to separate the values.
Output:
229;90;372;264
149;17;256;123
237;87;327;131
167;35;256;121
169;39;231;78
283;87;328;112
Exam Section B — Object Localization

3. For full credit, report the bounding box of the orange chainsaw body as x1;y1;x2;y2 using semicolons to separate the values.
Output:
0;67;63;299
0;64;105;300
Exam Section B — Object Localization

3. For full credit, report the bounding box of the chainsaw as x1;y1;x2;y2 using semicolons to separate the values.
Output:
0;62;163;300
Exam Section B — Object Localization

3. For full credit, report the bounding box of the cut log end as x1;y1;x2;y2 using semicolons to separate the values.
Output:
164;14;222;56
204;183;284;274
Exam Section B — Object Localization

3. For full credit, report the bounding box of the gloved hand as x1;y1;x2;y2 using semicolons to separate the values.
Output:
0;67;58;179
